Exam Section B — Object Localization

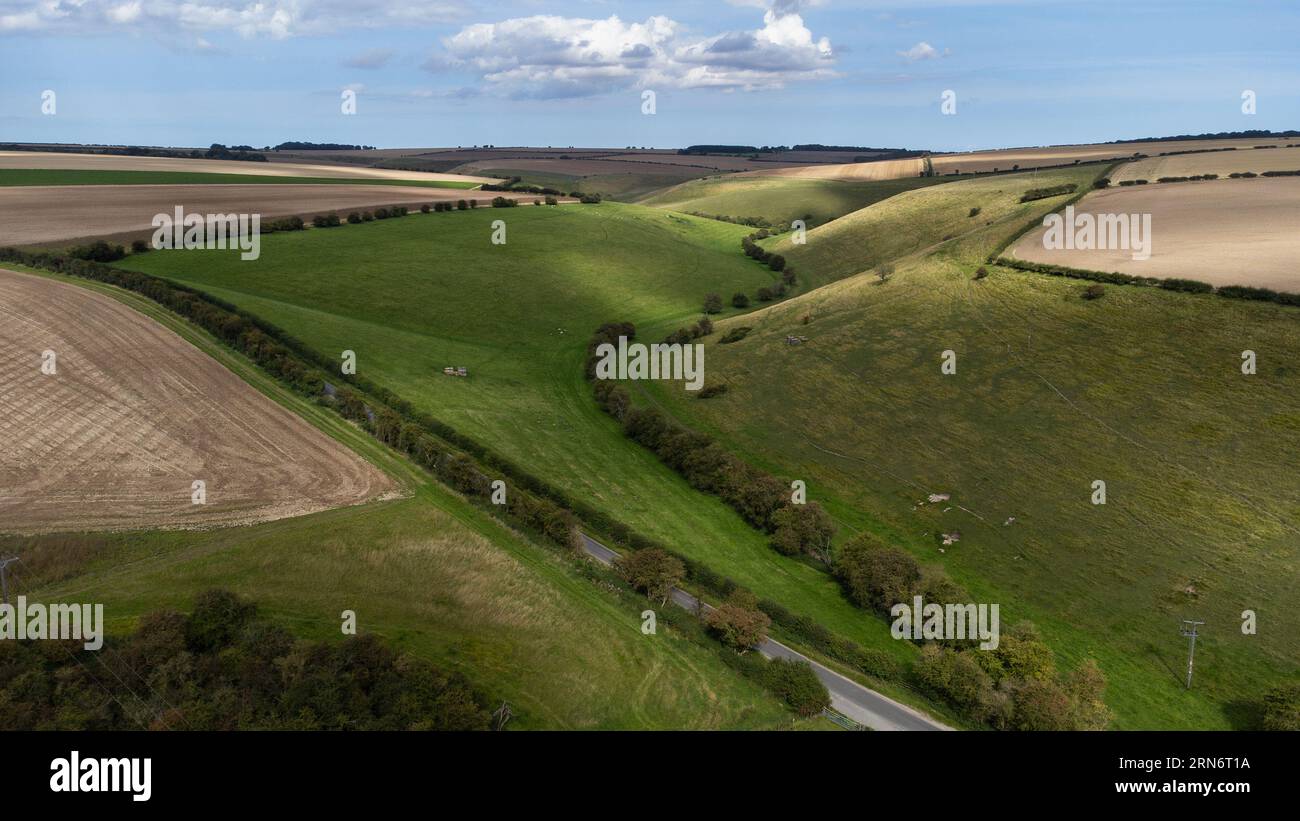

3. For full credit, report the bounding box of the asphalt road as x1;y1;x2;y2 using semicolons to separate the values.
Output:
578;533;951;731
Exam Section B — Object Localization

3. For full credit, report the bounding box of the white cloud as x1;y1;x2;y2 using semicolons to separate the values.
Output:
0;0;467;38
439;9;836;99
897;41;949;61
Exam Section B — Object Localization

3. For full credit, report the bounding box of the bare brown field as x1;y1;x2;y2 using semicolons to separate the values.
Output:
0;267;397;534
1009;177;1300;290
0;151;495;183
737;157;927;181
1111;145;1300;182
0;184;555;246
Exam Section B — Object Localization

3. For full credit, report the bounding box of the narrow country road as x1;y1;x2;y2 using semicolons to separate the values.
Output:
578;534;952;731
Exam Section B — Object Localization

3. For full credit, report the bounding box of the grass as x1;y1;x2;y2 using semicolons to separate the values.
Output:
460;167;705;202
0;263;797;730
114;202;942;690
769;167;1101;288
0;169;481;189
640;175;953;226
640;169;1300;728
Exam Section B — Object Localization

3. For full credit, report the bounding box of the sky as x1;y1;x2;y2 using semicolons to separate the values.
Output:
2;0;1297;152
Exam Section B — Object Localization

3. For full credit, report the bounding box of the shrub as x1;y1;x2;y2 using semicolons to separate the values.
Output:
362;211;374;222
767;254;786;272
69;240;126;263
769;502;835;561
968;206;982;217
420;203;431;213
312;213;341;228
457;199;468;210
1082;283;1105;300
579;193;603;204
347;212;362;224
763;658;830;717
697;384;728;399
875;263;895;283
731;292;750;309
130;238;150;254
833;532;921;613
545;196;558;206
756;286;775;302
469;199;478;208
974;266;988;280
703;292;723;314
1094;177;1111;189
491;196;517;208
374;208;391;219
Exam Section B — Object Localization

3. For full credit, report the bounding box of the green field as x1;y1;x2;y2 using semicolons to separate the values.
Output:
640;174;952;226
0;265;795;730
768;167;1100;287
641;173;1300;728
459;167;706;202
114;203;944;698
0;169;480;189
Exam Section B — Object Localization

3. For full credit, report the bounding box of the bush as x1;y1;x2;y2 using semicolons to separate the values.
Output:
491;196;517;208
347;212;362;224
614;548;684;606
697;384;728;399
69;240;126;262
767;254;786;272
1019;183;1077;202
1082;283;1105;300
762;658;830;717
705;590;771;653
545;196;558;206
968;206;982;217
756;286;775;302
703;292;723;314
731;292;750;309
374;208;390;220
974;266;988;280
311;213;342;228
457;200;468;210
420;203;431;213
833;532;921;614
1094;177;1111;189
769;502;835;561
130;238;150;254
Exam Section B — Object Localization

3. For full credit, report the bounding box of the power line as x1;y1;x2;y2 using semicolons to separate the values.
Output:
1180;619;1205;690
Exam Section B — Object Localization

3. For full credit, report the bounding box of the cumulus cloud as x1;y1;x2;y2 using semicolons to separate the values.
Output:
0;0;466;37
439;9;835;99
897;41;949;62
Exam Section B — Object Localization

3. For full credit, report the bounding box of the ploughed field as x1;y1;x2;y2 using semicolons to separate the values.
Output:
0;267;395;533
1010;177;1300;291
0;184;554;247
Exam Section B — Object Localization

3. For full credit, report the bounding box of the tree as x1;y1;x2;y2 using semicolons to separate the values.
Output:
695;316;714;336
769;502;835;561
832;532;921;613
763;658;830;716
614;548;684;606
703;292;723;314
732;292;751;309
767;254;786;272
705;590;771;653
756;286;774;302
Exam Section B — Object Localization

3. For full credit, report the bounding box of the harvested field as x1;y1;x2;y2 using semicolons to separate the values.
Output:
1009;177;1300;290
1111;145;1300;182
0;184;552;247
0;151;495;184
0;267;395;533
738;157;926;181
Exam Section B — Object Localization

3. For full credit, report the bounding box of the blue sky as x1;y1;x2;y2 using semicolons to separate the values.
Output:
2;0;1297;152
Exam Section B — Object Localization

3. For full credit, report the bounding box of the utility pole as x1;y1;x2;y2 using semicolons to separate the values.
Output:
0;556;18;605
1180;619;1205;690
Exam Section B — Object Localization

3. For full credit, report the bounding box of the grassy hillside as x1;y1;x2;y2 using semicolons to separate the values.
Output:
769;166;1100;287
466;167;697;201
0;265;793;730
115;203;947;697
0;169;480;188
641;183;1300;728
641;175;950;226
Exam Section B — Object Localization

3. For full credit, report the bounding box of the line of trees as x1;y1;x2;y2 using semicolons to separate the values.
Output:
0;589;489;730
